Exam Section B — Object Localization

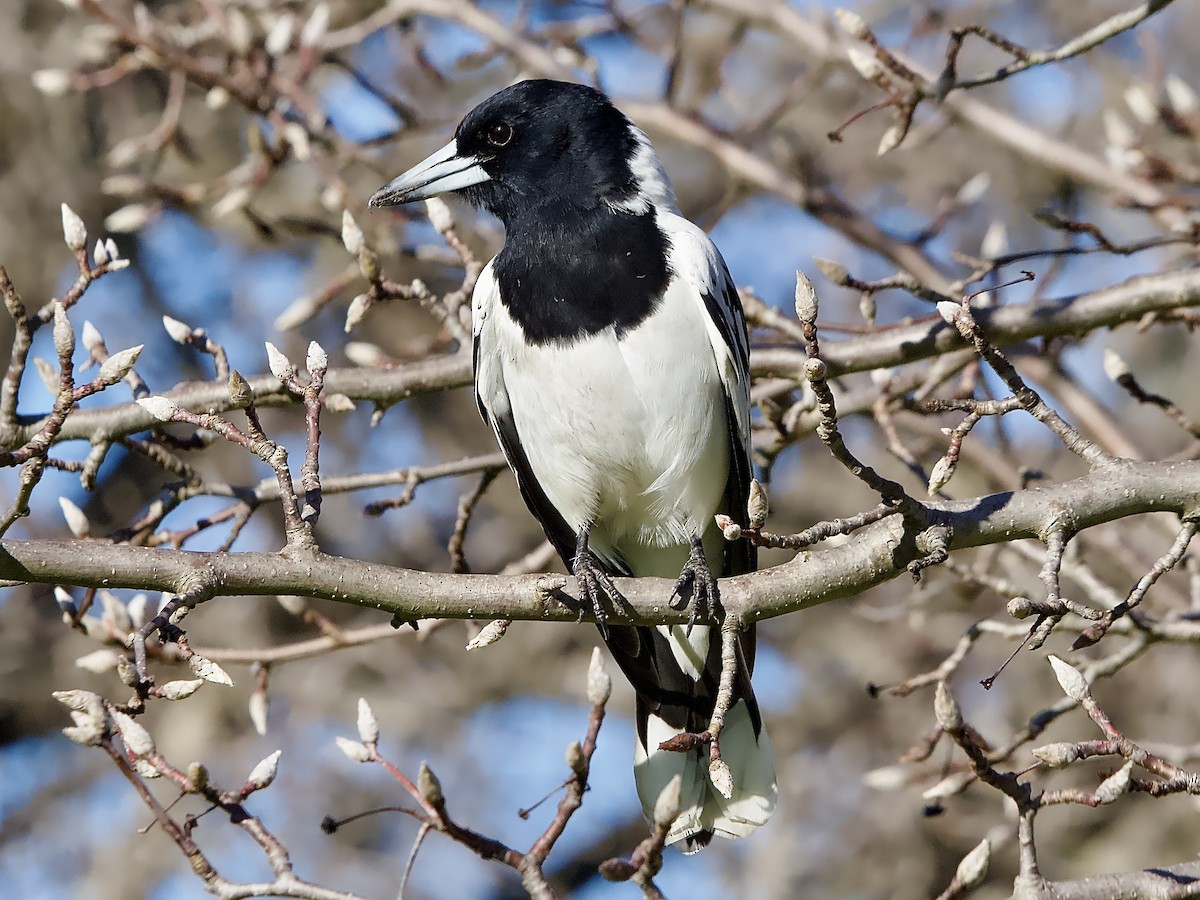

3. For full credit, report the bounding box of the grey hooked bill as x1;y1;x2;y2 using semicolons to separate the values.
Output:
368;140;491;207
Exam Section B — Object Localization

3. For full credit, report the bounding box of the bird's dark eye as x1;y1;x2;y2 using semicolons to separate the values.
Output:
486;122;513;147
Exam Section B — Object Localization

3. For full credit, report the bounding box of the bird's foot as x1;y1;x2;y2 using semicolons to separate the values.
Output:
670;539;719;634
573;547;622;640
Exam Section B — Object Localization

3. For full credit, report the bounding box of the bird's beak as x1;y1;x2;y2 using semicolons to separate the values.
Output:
368;140;491;207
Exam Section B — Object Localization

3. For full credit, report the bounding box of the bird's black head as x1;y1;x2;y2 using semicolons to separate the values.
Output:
368;80;673;225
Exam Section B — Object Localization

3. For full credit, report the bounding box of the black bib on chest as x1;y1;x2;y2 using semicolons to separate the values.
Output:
493;207;672;345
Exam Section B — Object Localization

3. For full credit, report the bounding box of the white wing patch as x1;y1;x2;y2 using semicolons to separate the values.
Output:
606;125;678;216
471;260;506;424
657;211;751;452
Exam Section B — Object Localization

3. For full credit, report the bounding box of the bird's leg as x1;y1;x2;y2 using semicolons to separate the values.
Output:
573;528;621;639
670;536;719;634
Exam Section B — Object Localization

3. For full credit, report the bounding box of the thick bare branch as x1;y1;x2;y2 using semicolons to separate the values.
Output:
3;459;1198;625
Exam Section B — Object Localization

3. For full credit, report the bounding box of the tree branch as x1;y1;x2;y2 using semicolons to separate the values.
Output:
7;269;1198;450
754;269;1200;381
4;459;1198;625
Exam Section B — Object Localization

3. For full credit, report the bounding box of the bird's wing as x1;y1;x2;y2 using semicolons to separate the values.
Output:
658;212;755;579
604;212;762;735
657;216;760;713
472;261;579;565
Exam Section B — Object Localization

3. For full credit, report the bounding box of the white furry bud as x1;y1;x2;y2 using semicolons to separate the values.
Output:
104;203;152;233
465;619;509;650
53;303;74;360
863;765;907;791
136;396;180;422
61;203;87;251
275;594;307;616
59;497;90;537
341;209;364;256
980;220;1009;260
1048;655;1089;701
1031;741;1080;768
955;839;991;887
586;647;612;706
834;8;870;38
306;341;327;375
53;689;104;715
846;45;881;81
344;293;372;332
113;711;155;757
300;3;330;47
34;69;72;96
34;357;59;394
955;172;991;206
424;197;454;233
246;750;282;790
814;257;849;285
212;185;252;219
345;341;385;366
127;593;149;628
715;514;742;541
54;586;77;616
227;8;252;54
75;648;121;673
936;301;961;324
81;321;104;358
794;271;818;323
249;690;268;735
100;174;142;197
265;342;295;382
876;122;904;156
922;770;974;800
335;736;371;763
927;456;955;495
323;393;356;413
1166;76;1199;116
264;13;295;56
188;653;234;686
934;681;962;731
274;295;318;332
107;138;141;169
1103;109;1136;149
281;122;311;161
747;480;768;529
356;697;379;745
160;679;204;700
1095;761;1133;804
162;315;193;344
206;86;230;109
1103;347;1129;382
708;756;733;799
97;344;142;386
1124;85;1159;125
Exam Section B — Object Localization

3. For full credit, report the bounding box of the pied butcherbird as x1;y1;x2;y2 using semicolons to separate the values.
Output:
369;79;776;851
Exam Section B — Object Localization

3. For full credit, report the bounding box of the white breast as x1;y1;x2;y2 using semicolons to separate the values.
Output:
476;267;729;576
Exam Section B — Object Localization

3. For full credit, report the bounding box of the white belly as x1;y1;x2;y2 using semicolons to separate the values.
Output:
493;291;729;575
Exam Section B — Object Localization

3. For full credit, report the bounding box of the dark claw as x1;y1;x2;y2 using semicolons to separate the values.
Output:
670;539;720;635
573;536;622;640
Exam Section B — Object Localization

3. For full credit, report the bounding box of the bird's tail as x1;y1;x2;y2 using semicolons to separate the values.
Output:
633;686;777;851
